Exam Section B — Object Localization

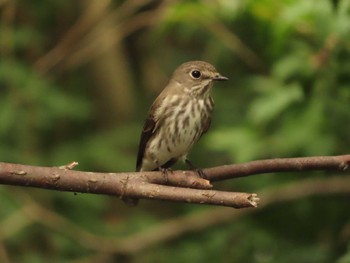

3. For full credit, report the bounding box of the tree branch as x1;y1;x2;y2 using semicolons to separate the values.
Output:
0;154;349;208
204;154;350;181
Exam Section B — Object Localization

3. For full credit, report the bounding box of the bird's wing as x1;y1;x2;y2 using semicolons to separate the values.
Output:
201;117;212;136
198;97;214;140
136;113;156;172
135;91;167;172
198;116;211;140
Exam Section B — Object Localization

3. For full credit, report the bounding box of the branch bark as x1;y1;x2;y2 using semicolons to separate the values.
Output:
0;154;349;208
204;154;350;181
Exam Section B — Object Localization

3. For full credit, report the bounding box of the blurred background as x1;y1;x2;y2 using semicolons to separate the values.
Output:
1;0;350;262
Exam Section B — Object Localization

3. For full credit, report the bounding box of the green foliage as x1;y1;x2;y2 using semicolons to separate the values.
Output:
0;0;350;262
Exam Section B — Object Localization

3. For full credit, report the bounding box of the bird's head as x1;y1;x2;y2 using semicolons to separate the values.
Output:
171;61;228;97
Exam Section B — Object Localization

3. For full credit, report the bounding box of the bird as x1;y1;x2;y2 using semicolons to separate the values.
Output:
125;61;228;205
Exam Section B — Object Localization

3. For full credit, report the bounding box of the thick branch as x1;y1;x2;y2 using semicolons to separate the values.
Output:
0;154;349;208
0;162;257;208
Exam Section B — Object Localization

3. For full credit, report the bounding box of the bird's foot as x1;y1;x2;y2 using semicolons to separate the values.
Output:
158;167;173;183
185;159;207;179
195;168;207;179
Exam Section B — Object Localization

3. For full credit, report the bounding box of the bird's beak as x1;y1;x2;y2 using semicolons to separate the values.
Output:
213;74;228;81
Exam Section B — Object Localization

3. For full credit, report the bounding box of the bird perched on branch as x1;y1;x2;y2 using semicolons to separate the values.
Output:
124;61;228;205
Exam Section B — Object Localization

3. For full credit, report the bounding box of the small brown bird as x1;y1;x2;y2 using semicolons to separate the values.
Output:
137;60;228;174
125;61;227;205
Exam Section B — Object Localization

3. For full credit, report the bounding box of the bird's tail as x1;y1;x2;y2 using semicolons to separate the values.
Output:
121;196;139;206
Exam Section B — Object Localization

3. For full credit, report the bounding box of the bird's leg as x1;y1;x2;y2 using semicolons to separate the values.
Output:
185;159;207;179
156;161;172;184
160;167;172;183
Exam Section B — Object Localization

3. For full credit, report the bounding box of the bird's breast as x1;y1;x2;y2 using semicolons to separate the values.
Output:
145;95;213;167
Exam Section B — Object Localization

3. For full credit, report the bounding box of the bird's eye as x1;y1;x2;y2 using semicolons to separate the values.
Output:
190;70;201;79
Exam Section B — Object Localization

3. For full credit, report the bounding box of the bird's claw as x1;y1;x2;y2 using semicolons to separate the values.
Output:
159;167;172;183
195;168;207;179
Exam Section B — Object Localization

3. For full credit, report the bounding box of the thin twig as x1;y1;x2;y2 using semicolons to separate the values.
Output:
204;154;350;181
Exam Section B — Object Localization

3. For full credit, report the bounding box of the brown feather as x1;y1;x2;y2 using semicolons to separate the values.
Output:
135;92;167;171
136;115;156;171
199;117;211;139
